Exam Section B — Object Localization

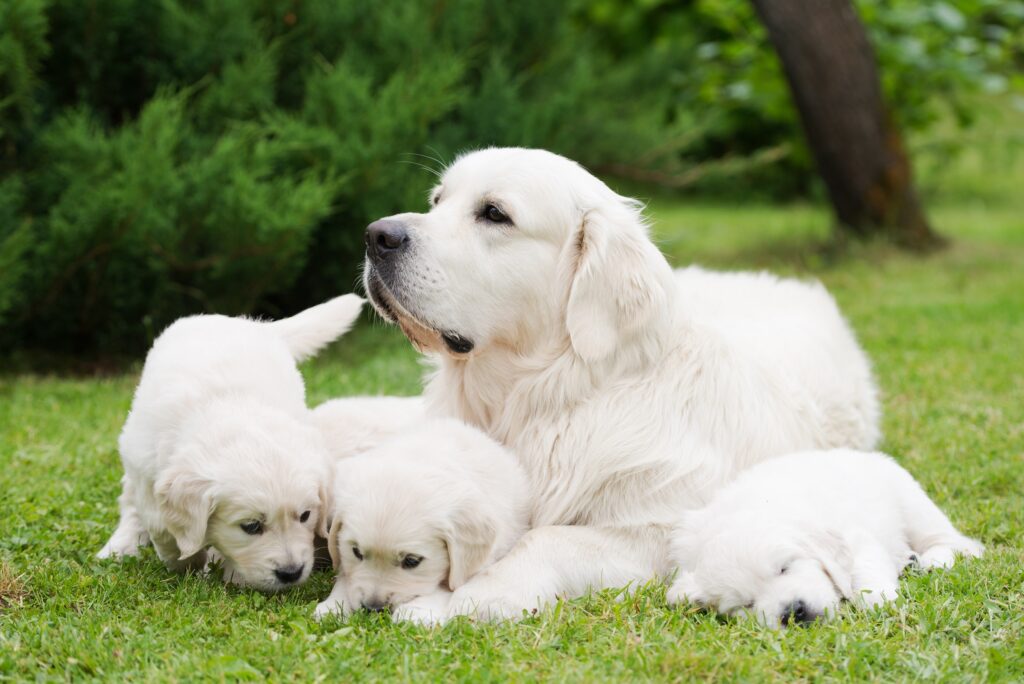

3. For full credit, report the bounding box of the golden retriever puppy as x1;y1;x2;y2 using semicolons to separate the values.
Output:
96;295;364;592
314;418;529;621
667;449;983;627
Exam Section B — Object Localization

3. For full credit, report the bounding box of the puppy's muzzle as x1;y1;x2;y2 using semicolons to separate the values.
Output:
361;598;389;613
780;600;818;626
366;219;410;263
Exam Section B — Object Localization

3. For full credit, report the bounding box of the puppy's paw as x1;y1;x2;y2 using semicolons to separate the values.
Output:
856;584;899;609
447;588;547;623
919;538;984;570
393;592;453;627
666;571;701;607
96;531;149;559
314;597;352;621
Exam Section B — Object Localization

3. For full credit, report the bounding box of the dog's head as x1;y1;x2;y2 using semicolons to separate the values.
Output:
669;510;854;628
155;404;332;592
327;423;509;612
363;147;674;364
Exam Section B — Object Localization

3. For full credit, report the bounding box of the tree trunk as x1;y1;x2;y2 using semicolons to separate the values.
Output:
751;0;943;249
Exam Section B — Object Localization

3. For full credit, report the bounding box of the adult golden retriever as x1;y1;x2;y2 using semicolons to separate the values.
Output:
363;147;880;621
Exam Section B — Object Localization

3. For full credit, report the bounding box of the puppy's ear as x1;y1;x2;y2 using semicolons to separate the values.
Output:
806;528;855;599
155;463;215;560
443;505;496;590
326;517;343;571
564;201;671;363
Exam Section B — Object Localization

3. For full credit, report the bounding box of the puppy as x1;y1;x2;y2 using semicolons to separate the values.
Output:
97;294;364;592
667;449;983;627
314;418;529;621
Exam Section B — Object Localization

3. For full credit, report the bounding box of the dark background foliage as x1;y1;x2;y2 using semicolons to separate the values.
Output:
0;0;1020;354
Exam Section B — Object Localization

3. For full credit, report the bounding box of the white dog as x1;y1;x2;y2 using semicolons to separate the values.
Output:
666;449;983;627
362;147;881;620
314;418;529;621
96;294;364;591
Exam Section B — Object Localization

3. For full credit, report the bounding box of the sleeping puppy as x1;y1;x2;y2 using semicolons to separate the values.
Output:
314;418;529;621
96;294;364;592
667;449;983;627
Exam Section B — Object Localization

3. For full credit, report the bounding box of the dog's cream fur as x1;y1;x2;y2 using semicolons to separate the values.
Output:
314;418;529;621
97;295;364;591
666;449;983;627
311;395;427;461
363;147;881;621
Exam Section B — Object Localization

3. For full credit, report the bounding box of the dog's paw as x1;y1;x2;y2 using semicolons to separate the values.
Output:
918;538;984;570
314;597;352;621
447;587;547;623
856;584;899;609
393;590;453;627
665;570;701;607
96;533;148;559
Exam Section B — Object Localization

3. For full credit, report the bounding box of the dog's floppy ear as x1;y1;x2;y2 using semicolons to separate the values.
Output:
443;504;496;590
805;528;855;599
155;463;215;560
326;516;343;571
564;200;671;363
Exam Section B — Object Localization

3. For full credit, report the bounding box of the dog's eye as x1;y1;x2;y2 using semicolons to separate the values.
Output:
431;193;440;206
779;564;789;575
401;555;423;570
481;203;510;224
352;546;363;561
240;520;263;535
299;510;310;523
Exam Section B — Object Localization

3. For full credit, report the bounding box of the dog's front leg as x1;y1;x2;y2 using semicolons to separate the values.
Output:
446;524;668;623
96;476;151;558
848;533;901;609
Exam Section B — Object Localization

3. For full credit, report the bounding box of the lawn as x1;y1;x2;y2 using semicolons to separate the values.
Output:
2;114;1023;680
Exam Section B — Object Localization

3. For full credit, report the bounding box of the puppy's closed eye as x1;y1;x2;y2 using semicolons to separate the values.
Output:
401;555;423;569
352;546;363;560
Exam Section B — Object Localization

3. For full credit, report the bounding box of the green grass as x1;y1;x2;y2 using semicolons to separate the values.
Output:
3;108;1024;682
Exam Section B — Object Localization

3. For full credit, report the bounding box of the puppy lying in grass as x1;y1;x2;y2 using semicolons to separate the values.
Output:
314;419;529;622
667;449;983;627
97;294;364;592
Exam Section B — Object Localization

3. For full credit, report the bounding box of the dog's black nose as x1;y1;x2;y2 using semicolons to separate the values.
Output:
361;598;389;613
274;564;304;585
780;600;816;626
366;219;409;261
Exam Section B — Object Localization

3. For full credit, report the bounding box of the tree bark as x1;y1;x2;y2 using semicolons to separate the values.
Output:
751;0;943;249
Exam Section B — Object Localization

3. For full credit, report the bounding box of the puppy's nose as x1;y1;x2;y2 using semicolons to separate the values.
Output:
780;600;816;626
361;598;389;613
366;219;409;262
273;564;305;585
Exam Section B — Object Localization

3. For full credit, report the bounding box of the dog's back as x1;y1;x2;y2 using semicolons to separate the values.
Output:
119;294;363;470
